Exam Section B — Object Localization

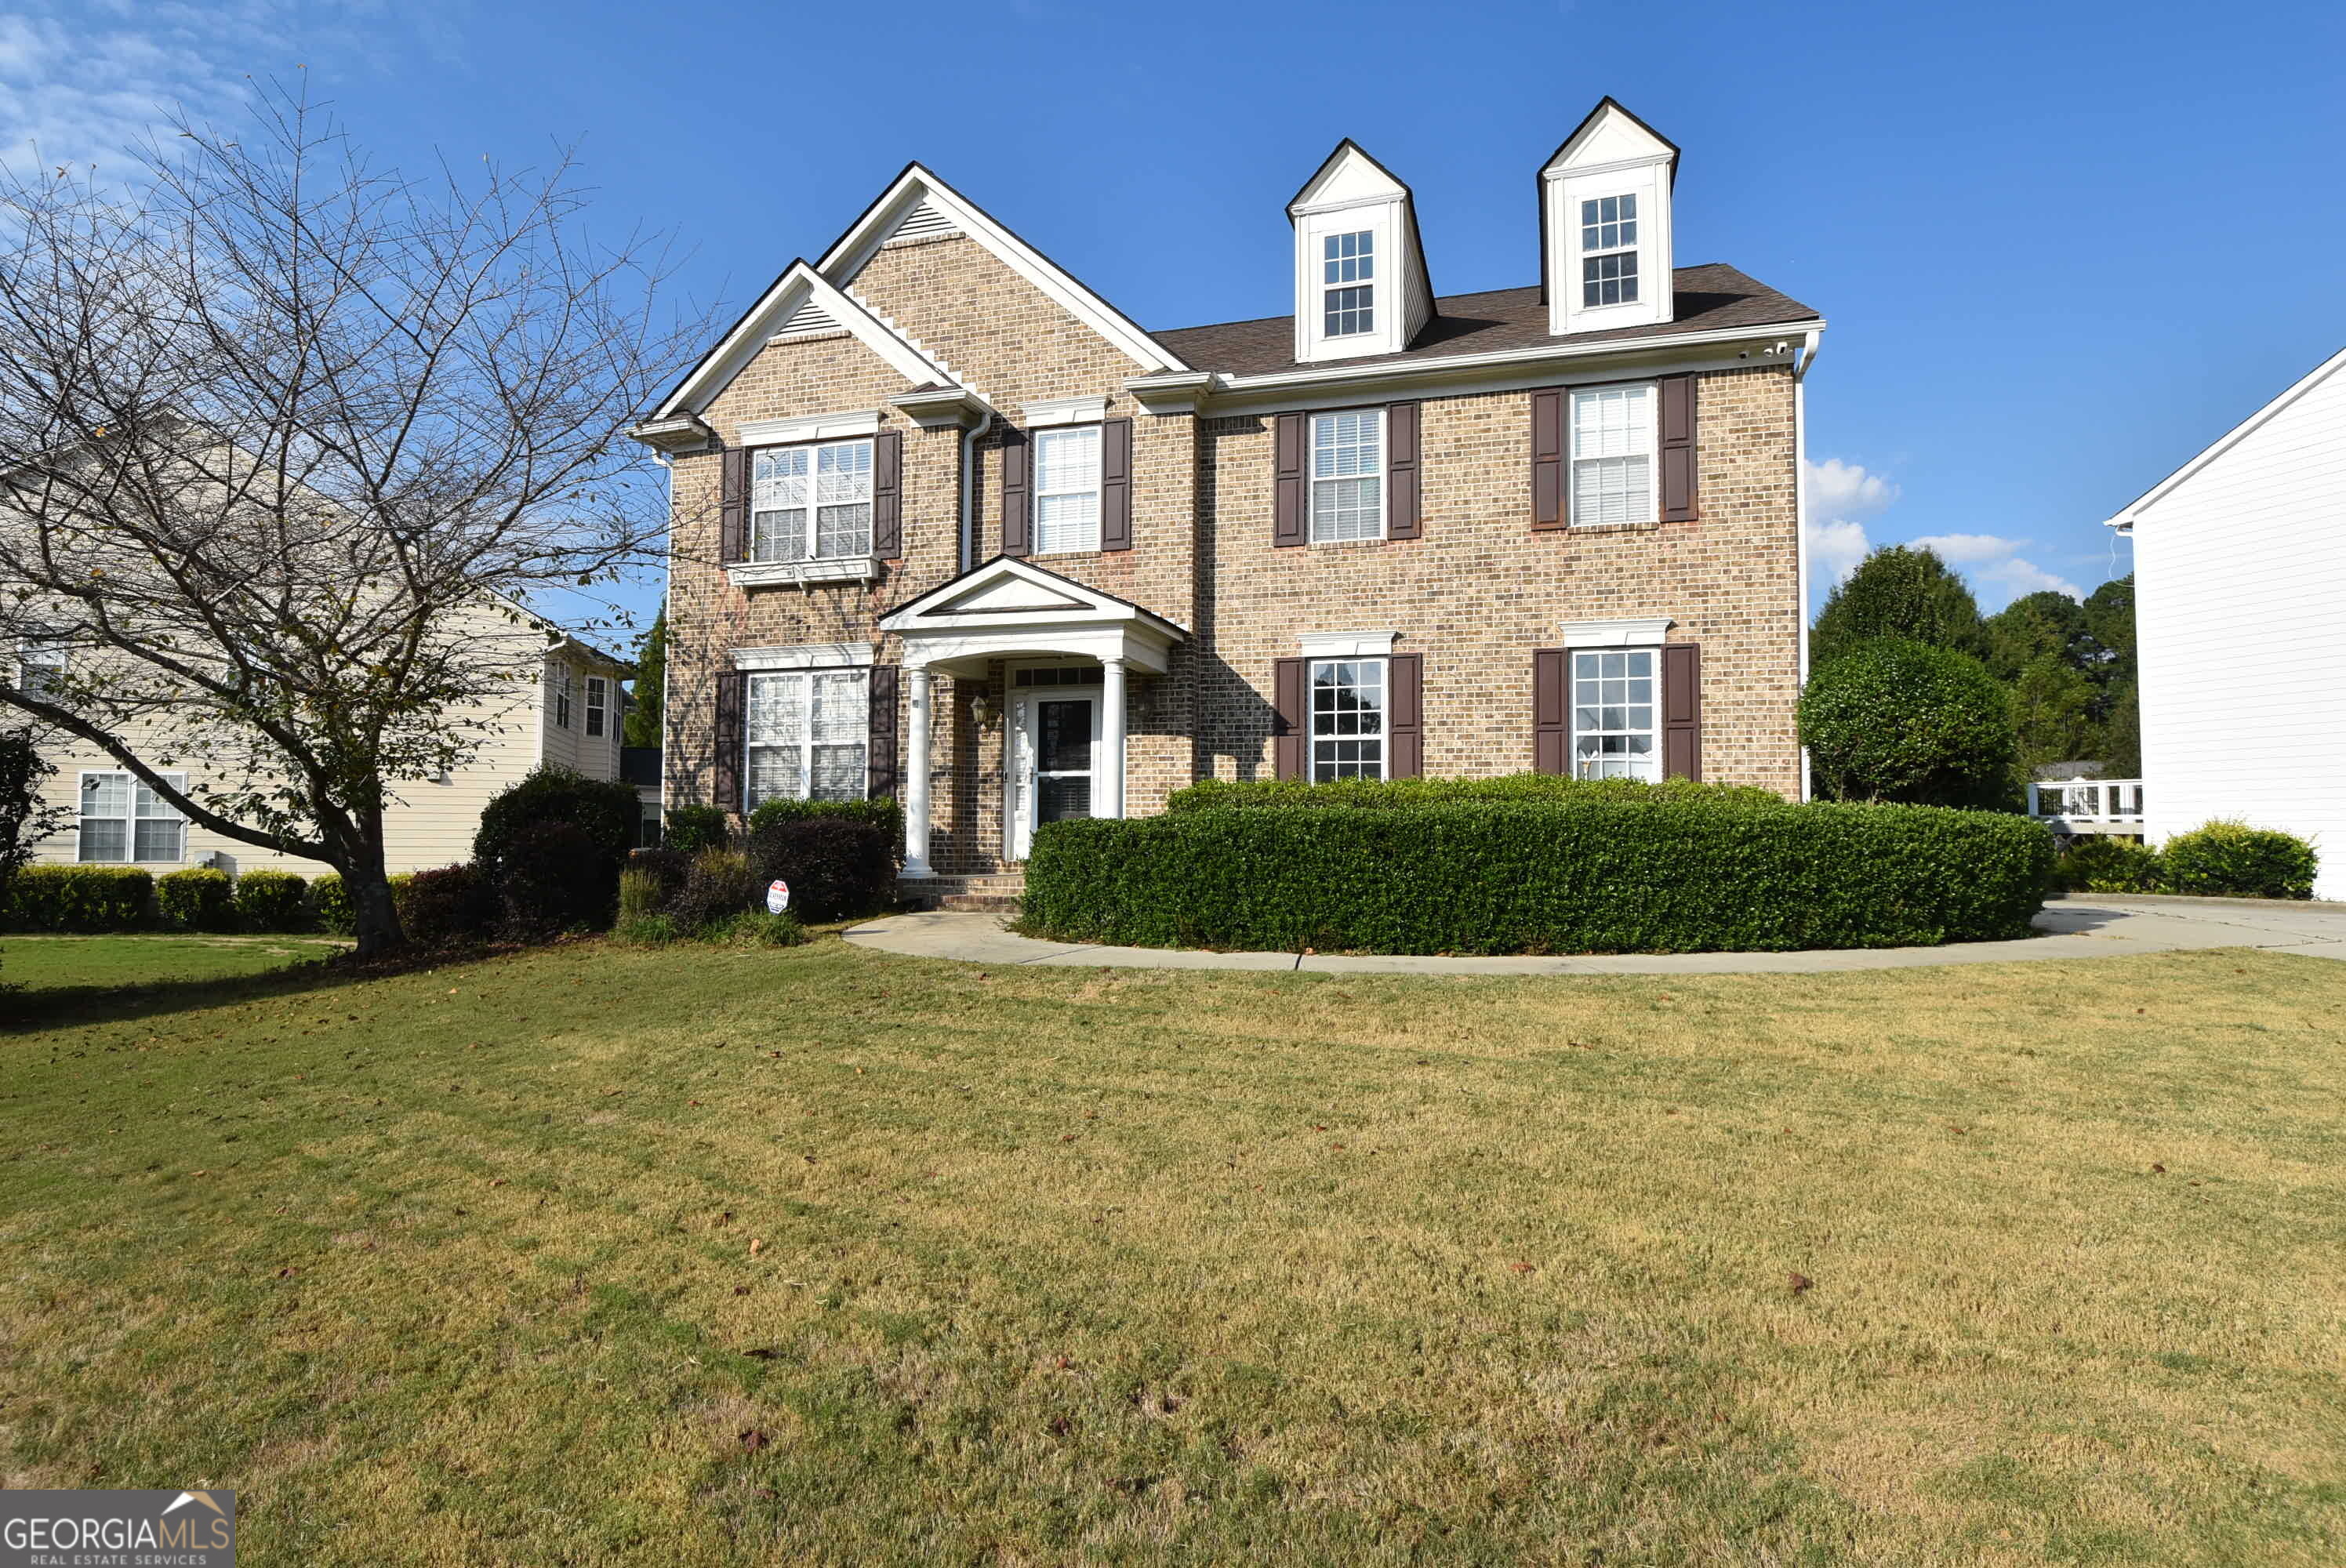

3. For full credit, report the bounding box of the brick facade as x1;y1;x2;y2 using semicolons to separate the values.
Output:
659;229;1807;874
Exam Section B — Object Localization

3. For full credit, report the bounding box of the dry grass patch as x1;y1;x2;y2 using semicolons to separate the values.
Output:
0;937;2341;1563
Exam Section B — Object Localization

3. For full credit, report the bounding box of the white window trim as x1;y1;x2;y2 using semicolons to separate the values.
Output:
1308;407;1386;544
747;435;876;568
744;667;872;810
553;666;574;729
1031;423;1103;556
1566;646;1661;782
734;408;882;445
728;557;882;589
16;636;66;696
1569;381;1660;528
1298;630;1397;658
585;675;608;738
1306;655;1390;784
1576;192;1641;312
1320;228;1377;340
1556;618;1671;648
77;768;187;865
1021;395;1109;429
733;643;877;672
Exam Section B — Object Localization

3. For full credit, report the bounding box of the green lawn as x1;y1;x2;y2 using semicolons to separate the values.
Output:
2;934;347;994
2;936;2341;1564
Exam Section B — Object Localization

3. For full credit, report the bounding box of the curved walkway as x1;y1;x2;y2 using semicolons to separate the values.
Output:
844;895;2346;975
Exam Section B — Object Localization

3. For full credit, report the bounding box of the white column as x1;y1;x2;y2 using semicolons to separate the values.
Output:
1099;655;1128;819
902;662;935;878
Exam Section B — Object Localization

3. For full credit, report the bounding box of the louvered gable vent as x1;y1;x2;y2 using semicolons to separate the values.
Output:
773;298;841;338
886;198;959;243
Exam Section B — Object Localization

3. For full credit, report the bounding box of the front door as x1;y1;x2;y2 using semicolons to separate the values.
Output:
1008;681;1100;860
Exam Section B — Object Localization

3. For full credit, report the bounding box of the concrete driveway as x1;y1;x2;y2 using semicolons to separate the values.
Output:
843;895;2346;976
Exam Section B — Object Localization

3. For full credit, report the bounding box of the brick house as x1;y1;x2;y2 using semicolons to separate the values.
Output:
634;99;1824;888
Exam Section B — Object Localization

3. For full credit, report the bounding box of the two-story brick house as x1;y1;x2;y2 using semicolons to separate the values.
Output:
634;99;1823;887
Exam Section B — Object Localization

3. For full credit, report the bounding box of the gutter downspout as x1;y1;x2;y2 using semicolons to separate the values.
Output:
1792;328;1821;803
958;406;994;575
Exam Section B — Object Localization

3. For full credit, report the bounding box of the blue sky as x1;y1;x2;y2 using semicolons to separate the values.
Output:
9;0;2344;625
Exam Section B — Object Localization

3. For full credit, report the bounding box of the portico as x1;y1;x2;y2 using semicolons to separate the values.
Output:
878;557;1186;879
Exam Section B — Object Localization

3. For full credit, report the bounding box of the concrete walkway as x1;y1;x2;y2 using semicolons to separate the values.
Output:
842;895;2346;976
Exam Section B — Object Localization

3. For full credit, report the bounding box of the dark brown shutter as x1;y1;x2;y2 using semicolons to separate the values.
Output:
1100;418;1134;552
1661;642;1702;781
1273;412;1306;547
1387;653;1422;777
1533;649;1568;775
1659;373;1698;523
712;670;747;812
1385;401;1422;540
866;664;900;800
720;448;750;563
1272;657;1306;779
999;428;1030;556
871;430;903;558
1531;388;1566;530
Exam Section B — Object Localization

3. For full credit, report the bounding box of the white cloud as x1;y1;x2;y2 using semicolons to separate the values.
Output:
1802;457;1900;590
1907;533;2083;607
1807;517;1872;590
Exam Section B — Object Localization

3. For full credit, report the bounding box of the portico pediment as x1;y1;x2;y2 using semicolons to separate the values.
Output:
879;556;1186;676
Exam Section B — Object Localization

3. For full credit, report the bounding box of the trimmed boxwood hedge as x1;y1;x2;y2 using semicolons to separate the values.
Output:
5;865;155;932
1168;773;1786;813
1022;798;2052;955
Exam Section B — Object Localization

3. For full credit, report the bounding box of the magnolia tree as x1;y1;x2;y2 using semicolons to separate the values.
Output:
0;89;704;954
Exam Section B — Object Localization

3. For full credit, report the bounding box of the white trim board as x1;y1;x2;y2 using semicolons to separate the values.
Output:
1558;618;1672;647
653;263;954;421
1298;631;1399;658
2105;343;2346;528
732;642;877;671
735;409;883;446
1021;395;1109;428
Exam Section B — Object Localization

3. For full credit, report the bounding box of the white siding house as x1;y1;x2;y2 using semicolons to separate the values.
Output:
2109;344;2346;898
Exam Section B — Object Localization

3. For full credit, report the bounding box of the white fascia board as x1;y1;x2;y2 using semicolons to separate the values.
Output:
655;264;951;420
2102;343;2346;528
819;165;1187;376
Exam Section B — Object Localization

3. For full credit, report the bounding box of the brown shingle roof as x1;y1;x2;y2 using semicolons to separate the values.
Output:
1149;262;1817;379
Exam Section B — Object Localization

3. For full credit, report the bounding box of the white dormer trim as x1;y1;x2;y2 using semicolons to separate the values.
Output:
1022;395;1109;429
649;262;953;422
819;165;1185;375
1287;140;1432;365
735;408;882;446
1542;99;1679;337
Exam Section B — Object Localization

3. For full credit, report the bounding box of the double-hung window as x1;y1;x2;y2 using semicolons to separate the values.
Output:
1322;230;1375;337
1309;658;1386;782
1309;409;1384;542
15;636;66;698
554;666;574;729
585;676;608;738
1571;383;1656;527
752;439;873;563
746;669;868;808
1571;649;1658;780
1033;425;1102;554
1580;194;1639;307
78;770;185;863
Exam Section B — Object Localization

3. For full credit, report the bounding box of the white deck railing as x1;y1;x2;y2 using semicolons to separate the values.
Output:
2027;778;2144;831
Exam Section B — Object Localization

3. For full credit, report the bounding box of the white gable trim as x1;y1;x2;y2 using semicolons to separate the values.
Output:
820;165;1186;376
2106;344;2346;528
653;263;953;421
879;555;1187;675
1022;395;1109;429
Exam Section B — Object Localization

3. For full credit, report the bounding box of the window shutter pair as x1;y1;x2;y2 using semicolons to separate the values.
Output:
1530;374;1698;529
1000;420;1133;556
1268;654;1422;780
721;434;906;562
1530;643;1702;779
713;670;747;811
867;665;901;798
1272;403;1422;546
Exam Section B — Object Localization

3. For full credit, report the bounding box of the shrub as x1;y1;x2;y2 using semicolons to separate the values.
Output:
667;848;759;935
662;804;729;855
492;821;615;939
156;867;237;931
309;872;412;938
475;764;641;870
1021;799;2052;955
746;794;904;854
2158;820;2318;900
7;865;153;931
2052;837;2163;895
1168;773;1786;814
746;815;895;922
1799;639;2020;811
701;909;806;948
616;866;666;924
233;869;309;931
398;863;495;946
613;912;679;946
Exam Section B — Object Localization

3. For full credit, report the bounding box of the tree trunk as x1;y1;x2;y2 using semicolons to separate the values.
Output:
340;829;407;958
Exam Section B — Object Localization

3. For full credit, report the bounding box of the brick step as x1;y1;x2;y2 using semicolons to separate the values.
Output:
898;873;1026;913
938;893;1022;913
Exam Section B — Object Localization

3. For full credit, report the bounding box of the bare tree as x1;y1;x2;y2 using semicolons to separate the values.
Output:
0;85;703;955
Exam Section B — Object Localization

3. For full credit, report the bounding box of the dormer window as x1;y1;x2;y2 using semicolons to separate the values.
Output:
1322;230;1375;338
1579;195;1639;307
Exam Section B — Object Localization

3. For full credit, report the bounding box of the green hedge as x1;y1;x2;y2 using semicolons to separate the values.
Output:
6;865;154;932
1022;799;2052;955
156;867;237;931
234;869;310;931
746;794;904;847
2154;821;2317;900
1168;774;1786;814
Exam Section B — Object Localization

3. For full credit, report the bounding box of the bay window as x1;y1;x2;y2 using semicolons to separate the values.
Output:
79;770;185;863
1571;383;1656;527
1032;425;1102;554
1571;648;1658;780
746;668;868;808
752;438;873;563
1309;658;1385;781
1309;409;1384;542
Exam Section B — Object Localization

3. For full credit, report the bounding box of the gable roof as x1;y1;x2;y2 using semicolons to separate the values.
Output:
2105;343;2346;530
818;163;1189;376
652;260;957;422
878;553;1187;638
1150;262;1817;380
1287;138;1437;333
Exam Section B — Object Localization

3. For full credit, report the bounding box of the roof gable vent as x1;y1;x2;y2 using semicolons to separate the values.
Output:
772;298;842;339
885;198;961;245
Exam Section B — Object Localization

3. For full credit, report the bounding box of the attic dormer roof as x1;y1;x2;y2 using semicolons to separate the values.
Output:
1287;139;1437;336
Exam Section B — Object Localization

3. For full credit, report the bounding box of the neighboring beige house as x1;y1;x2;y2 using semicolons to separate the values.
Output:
634;98;1823;890
20;597;630;877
